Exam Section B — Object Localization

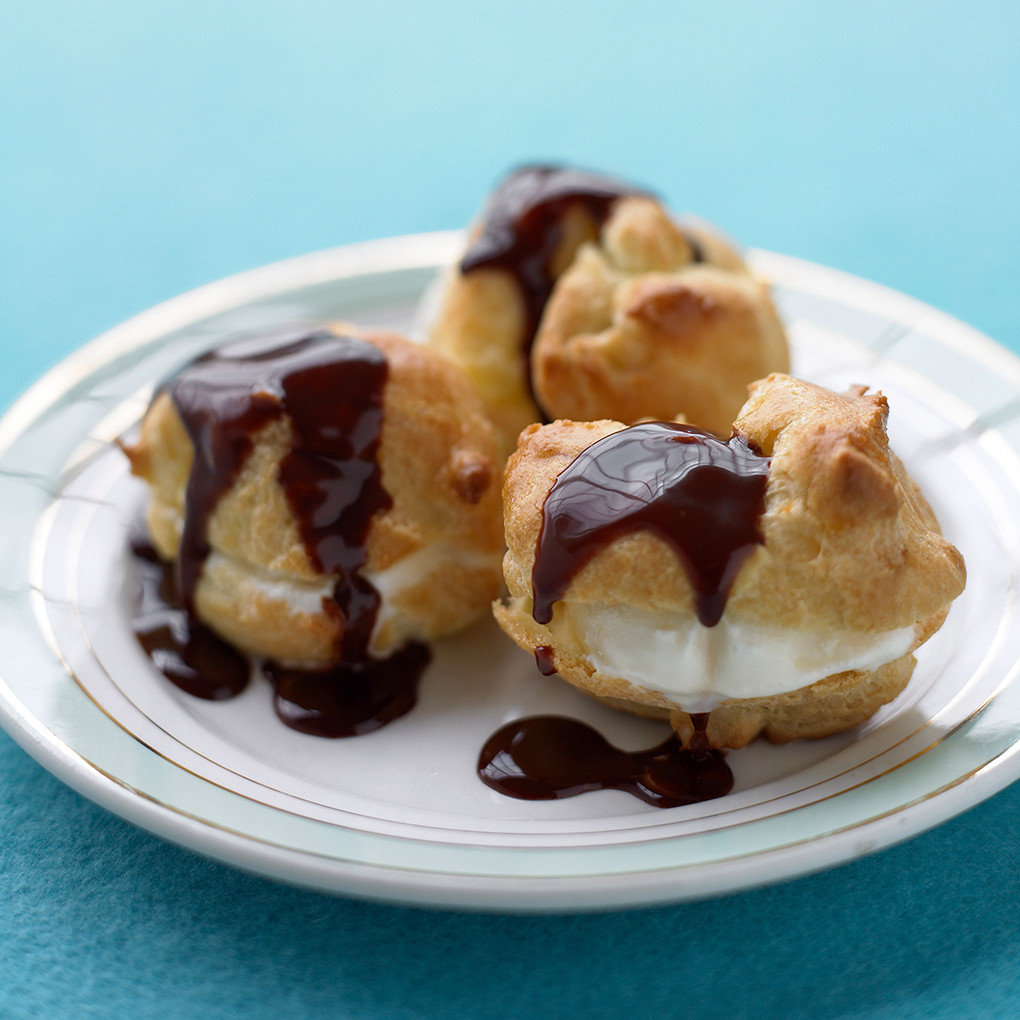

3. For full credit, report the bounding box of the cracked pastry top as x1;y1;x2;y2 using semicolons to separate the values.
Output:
493;373;966;750
123;322;504;667
426;163;790;453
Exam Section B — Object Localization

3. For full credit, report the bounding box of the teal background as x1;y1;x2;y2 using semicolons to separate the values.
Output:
2;2;1019;1017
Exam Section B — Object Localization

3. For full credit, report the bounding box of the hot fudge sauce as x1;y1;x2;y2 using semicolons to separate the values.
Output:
130;530;249;701
533;644;557;676
478;713;733;808
532;421;771;628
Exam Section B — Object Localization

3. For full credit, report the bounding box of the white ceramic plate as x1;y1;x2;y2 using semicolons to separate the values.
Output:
2;232;1020;913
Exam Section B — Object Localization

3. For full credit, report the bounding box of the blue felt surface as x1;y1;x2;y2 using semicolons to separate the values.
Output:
2;2;1019;1018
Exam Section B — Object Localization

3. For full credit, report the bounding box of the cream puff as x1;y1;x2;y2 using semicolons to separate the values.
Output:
494;374;966;749
427;163;789;452
124;322;504;667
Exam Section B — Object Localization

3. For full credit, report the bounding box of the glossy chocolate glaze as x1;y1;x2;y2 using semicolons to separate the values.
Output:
129;535;429;734
130;533;249;700
130;325;429;736
264;642;430;738
477;713;732;808
533;644;557;676
532;422;770;628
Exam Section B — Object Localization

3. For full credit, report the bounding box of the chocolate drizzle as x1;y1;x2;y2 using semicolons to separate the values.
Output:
533;644;557;676
477;713;733;808
532;422;771;628
459;165;646;375
130;324;430;737
168;325;390;651
264;643;430;738
130;531;250;700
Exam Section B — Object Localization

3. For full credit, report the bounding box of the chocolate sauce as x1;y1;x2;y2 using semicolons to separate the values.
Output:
477;714;733;808
459;166;646;375
532;422;770;628
129;324;431;736
129;537;429;731
534;644;557;676
130;534;249;700
264;643;430;738
168;325;390;656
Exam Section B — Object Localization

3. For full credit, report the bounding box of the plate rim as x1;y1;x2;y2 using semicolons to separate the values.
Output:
2;231;1020;913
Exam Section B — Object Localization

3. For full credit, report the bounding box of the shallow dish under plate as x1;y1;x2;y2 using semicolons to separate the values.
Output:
1;232;1019;912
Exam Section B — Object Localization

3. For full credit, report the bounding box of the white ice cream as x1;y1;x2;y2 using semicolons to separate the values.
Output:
205;543;500;653
203;551;335;615
548;602;917;713
364;542;501;647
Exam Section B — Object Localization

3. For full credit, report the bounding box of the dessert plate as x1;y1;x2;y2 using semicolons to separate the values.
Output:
2;232;1020;913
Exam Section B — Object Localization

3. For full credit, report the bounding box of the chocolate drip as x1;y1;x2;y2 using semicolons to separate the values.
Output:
130;533;250;700
264;644;430;738
532;422;770;628
129;535;429;732
168;325;390;658
130;325;430;736
477;713;732;808
459;165;646;369
534;644;557;676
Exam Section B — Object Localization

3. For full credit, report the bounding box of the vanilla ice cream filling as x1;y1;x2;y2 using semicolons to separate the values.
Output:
204;543;499;654
202;551;336;615
548;602;918;713
364;543;501;648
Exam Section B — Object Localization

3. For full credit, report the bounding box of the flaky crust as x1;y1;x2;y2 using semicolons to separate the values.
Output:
125;325;504;663
495;374;966;748
531;197;790;436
